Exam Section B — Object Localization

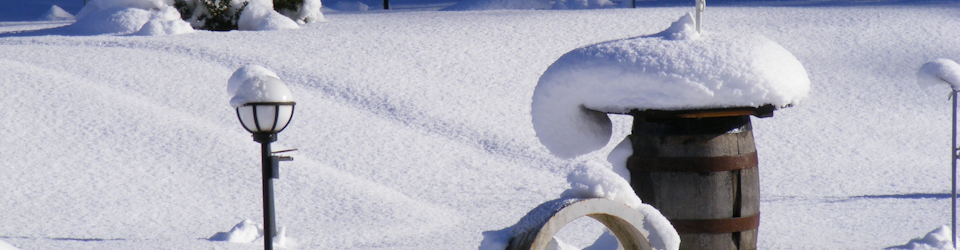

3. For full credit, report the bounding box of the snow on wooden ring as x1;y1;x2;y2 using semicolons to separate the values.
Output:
531;13;810;158
507;198;654;250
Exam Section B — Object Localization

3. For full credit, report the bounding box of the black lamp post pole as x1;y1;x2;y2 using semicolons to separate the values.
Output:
254;133;278;250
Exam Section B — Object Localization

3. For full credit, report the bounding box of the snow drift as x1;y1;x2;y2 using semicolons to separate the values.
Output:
209;219;296;248
2;4;960;250
68;0;194;36
443;0;625;11
886;225;956;250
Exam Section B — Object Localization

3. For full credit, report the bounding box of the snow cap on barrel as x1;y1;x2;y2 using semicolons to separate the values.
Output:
531;13;811;158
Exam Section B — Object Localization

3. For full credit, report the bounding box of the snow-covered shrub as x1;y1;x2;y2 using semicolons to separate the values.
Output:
173;0;319;30
238;0;300;30
273;0;303;14
274;0;324;24
175;0;249;31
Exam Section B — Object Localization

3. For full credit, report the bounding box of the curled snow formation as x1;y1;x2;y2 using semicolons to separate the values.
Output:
531;13;810;158
917;58;960;90
68;0;193;36
606;137;633;181
228;65;295;107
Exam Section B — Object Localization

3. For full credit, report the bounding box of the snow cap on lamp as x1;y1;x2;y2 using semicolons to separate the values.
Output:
228;65;296;108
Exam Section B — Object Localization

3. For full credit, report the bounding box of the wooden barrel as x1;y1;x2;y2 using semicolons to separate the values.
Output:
626;110;761;250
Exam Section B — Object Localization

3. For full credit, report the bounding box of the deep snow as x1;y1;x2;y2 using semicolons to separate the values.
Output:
2;1;960;250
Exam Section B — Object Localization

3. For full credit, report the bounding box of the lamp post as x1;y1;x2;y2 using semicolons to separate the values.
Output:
231;74;296;250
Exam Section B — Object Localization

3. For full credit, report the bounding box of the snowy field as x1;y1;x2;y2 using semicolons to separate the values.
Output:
2;1;960;249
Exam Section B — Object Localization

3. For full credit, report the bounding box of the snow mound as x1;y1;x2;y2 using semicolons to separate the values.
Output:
228;65;295;107
886;225;955;250
38;5;76;21
443;0;552;11
531;13;810;158
67;7;153;35
584;230;625;250
550;0;618;10
332;1;371;11
918;59;960;90
547;237;580;250
634;202;680;250
209;219;263;243
133;5;195;36
560;161;679;250
0;239;19;250
443;0;624;10
65;0;192;36
74;0;169;19
561;161;642;209
209;219;296;248
239;0;300;31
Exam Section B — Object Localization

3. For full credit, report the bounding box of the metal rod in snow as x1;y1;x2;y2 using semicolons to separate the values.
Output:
695;0;705;33
953;90;957;249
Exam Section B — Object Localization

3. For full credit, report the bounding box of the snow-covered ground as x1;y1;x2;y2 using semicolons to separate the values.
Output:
2;1;960;249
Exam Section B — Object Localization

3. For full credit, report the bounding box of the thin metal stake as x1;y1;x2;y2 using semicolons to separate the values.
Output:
950;90;959;248
695;0;705;33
